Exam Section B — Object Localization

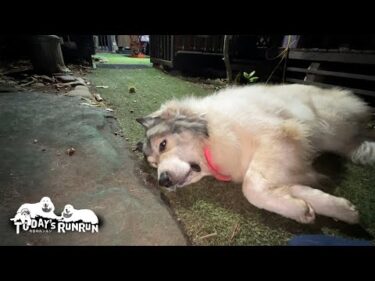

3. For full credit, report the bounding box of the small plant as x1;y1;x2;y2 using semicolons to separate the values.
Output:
243;71;259;83
234;70;259;85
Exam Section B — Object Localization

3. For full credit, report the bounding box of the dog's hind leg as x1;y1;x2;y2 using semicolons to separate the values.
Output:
289;185;359;224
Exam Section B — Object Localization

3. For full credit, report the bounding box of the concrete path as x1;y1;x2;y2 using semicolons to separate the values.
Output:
0;91;186;245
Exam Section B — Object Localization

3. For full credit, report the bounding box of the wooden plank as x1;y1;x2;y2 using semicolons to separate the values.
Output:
289;50;375;65
159;36;163;59
285;78;375;97
166;36;169;60
287;67;375;82
169;35;172;60
231;58;260;64
163;36;167;60
150;57;173;68
170;35;174;63
175;50;223;56
151;35;155;57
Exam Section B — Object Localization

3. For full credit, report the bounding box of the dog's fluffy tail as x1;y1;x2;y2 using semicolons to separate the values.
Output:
350;141;375;165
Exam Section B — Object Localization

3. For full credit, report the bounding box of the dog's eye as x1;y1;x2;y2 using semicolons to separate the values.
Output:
159;139;167;152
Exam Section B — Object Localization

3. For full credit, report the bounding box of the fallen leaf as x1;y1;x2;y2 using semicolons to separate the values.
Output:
66;147;76;156
94;94;103;102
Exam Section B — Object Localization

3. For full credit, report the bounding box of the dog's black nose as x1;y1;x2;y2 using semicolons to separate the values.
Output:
159;172;173;187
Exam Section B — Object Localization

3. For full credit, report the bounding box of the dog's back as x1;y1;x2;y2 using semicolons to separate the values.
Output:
171;84;372;181
200;84;370;123
188;84;371;152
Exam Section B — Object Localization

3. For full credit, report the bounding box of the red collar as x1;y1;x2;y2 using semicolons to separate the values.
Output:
203;146;232;182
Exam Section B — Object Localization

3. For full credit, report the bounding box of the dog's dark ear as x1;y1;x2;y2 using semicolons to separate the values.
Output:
136;141;144;152
136;116;160;129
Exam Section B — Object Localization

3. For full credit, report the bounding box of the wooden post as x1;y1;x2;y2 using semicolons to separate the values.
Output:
223;35;233;83
304;62;320;82
30;35;69;75
170;35;174;63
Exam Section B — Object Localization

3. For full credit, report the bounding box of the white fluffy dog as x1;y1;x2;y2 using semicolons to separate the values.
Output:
11;208;32;226
137;84;375;224
60;204;98;224
11;197;59;222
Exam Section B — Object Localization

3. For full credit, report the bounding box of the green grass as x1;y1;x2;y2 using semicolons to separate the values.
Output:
88;68;212;146
87;67;375;245
336;164;375;236
93;53;151;65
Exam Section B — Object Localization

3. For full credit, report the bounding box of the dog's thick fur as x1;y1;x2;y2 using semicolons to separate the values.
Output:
137;84;375;224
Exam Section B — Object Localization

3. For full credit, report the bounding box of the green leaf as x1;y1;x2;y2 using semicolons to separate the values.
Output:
249;70;256;77
249;77;259;82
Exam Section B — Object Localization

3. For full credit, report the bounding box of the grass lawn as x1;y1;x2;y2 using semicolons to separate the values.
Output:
87;67;375;245
93;53;152;65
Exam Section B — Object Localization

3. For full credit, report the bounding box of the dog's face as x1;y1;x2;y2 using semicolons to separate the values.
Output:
20;208;30;216
137;105;209;189
20;208;31;220
40;197;54;213
15;208;31;224
62;204;74;218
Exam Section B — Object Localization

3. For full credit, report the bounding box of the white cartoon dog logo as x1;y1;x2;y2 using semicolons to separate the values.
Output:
11;208;32;226
61;204;99;224
10;197;59;224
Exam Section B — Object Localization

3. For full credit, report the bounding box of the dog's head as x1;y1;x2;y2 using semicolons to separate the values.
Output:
62;204;74;218
20;208;30;217
40;197;54;213
136;101;209;189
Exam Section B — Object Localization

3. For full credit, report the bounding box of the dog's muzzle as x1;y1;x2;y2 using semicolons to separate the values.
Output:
63;213;73;218
42;205;52;212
